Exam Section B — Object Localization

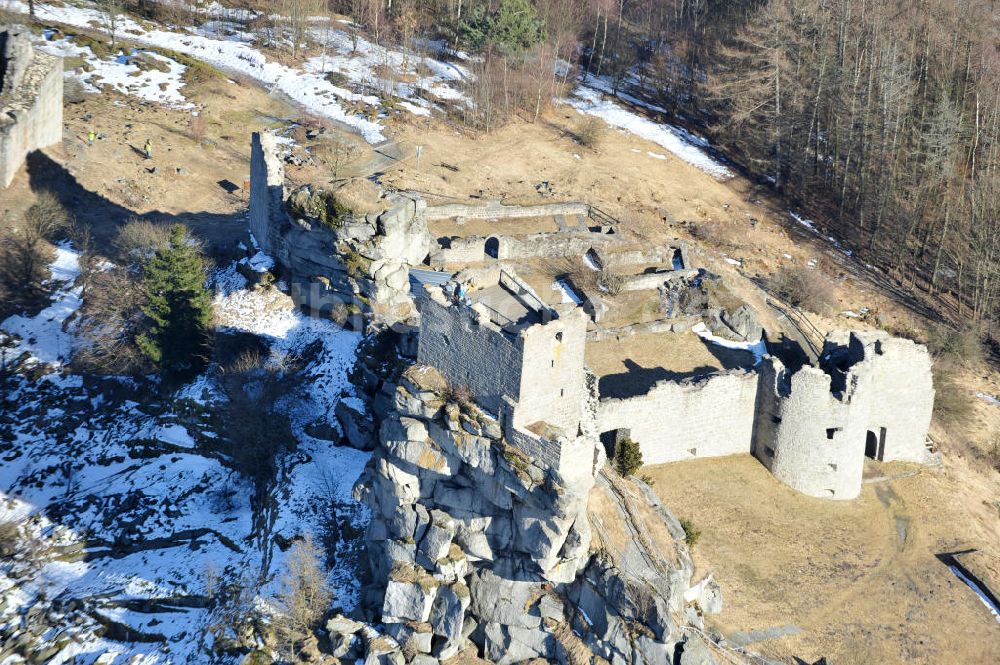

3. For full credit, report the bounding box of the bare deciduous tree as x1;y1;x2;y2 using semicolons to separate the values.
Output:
274;534;333;659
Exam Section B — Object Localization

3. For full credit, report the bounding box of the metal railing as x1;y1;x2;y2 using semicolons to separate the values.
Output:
767;297;825;361
588;205;621;227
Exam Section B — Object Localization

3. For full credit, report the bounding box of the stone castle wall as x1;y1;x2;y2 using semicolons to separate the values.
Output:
512;307;589;434
430;231;621;268
752;360;872;500
425;201;590;221
597;370;760;465
417;295;525;417
416;289;596;480
833;331;935;463
248;131;289;251
751;331;934;500
1;28;63;188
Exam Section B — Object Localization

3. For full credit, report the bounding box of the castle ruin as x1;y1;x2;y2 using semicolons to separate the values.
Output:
0;27;63;188
249;129;936;501
421;273;935;500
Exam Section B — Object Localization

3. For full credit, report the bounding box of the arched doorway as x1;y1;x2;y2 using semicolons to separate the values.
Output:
485;237;499;259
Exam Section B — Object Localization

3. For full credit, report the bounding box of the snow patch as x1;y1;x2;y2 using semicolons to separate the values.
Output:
0;243;82;367
692;322;767;364
567;86;732;179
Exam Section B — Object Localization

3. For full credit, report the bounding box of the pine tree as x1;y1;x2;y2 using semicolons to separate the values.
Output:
459;0;546;55
614;436;643;477
136;225;212;381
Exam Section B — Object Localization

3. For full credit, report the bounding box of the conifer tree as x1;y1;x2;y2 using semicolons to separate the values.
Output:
614;436;643;477
459;0;546;55
136;225;212;381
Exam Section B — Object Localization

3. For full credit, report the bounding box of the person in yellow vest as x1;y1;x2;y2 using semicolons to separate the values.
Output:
87;130;96;146
144;139;153;160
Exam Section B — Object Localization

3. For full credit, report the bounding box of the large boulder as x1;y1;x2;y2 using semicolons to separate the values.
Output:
469;569;543;630
336;400;376;450
679;635;719;665
382;565;439;623
417;510;456;566
429;581;471;643
720;303;763;342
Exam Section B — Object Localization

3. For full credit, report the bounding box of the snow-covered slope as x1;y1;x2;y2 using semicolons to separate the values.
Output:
567;86;733;179
0;252;369;663
2;0;470;142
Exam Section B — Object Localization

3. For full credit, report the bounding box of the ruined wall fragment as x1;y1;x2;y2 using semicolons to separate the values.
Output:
1;28;63;188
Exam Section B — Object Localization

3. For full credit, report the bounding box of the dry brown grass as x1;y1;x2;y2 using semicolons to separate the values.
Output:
586;331;748;379
644;454;1000;665
333;177;383;215
575;116;606;151
767;265;837;316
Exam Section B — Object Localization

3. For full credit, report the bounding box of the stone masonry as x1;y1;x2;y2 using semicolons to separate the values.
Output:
415;270;935;501
249;126;934;501
752;331;935;500
417;269;596;481
0;26;63;188
598;369;760;466
249;131;429;326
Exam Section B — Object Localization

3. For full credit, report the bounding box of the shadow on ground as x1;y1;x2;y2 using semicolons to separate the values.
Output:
26;151;245;258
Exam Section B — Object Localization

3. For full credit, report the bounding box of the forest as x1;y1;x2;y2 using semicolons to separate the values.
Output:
126;0;1000;330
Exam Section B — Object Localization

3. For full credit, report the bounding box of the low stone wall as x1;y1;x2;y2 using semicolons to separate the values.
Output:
0;29;63;188
593;243;691;271
597;370;759;466
430;231;620;267
585;316;700;342
426;200;590;221
622;268;696;292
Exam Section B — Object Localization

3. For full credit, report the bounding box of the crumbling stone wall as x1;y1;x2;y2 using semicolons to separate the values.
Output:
417;294;525;416
417;290;588;435
248;131;288;249
511;307;589;435
597;370;759;465
591;243;691;272
0;27;63;188
826;331;935;463
249;131;430;326
752;331;935;500
425;201;591;221
430;231;621;267
753;359;872;500
416;282;595;479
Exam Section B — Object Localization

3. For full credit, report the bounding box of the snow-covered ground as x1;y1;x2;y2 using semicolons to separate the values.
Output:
567;86;733;180
692;321;767;364
552;278;583;305
2;0;470;143
790;211;853;257
0;243;82;368
0;249;369;662
37;33;194;108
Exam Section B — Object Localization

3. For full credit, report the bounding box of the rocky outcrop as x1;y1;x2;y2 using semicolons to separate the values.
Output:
659;269;762;342
249;132;430;327
350;363;725;663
